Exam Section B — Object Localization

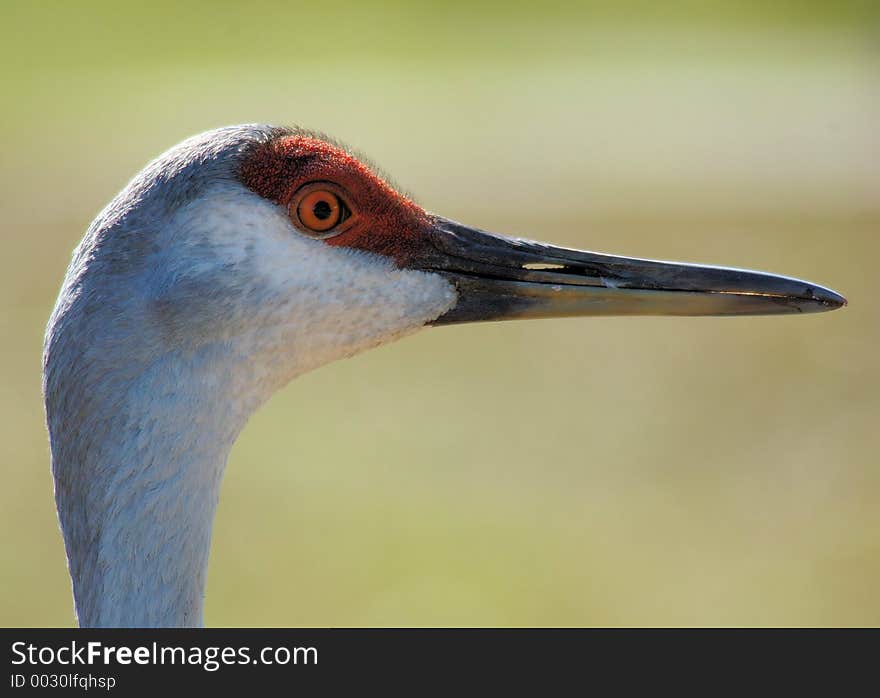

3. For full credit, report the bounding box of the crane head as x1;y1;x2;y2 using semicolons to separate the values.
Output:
48;125;845;405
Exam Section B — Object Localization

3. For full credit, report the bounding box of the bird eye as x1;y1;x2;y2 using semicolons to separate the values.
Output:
290;184;353;238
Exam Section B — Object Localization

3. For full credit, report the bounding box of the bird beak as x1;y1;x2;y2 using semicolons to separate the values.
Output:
419;217;846;324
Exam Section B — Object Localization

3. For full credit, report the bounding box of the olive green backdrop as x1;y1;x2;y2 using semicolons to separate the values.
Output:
1;1;877;626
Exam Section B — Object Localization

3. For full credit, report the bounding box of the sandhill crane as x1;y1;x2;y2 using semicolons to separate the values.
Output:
43;125;845;627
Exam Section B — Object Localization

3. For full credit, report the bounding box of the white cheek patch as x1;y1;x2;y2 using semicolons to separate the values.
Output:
163;183;458;392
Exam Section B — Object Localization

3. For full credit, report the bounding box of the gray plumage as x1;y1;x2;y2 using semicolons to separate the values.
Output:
43;124;455;626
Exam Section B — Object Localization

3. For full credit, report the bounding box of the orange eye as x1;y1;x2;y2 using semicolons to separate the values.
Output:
290;185;353;237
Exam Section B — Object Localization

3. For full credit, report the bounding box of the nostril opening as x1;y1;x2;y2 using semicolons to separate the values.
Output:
523;263;566;270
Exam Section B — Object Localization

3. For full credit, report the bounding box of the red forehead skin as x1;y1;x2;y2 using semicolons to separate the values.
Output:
238;135;434;266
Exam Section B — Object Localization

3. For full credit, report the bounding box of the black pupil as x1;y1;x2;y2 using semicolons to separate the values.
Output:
313;199;333;220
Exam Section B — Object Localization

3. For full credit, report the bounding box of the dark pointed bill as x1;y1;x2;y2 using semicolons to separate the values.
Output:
417;217;846;325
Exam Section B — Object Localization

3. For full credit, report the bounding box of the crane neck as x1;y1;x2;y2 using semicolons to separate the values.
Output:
49;344;262;627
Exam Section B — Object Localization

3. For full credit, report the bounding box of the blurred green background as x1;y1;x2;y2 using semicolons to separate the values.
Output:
1;1;877;626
